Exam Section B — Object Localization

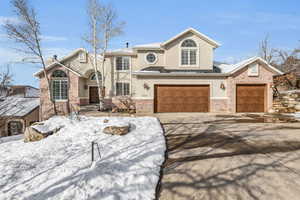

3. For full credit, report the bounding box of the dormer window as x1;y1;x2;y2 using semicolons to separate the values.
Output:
79;51;87;63
181;39;197;66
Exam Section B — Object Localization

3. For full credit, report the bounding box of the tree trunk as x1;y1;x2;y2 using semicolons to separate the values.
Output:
91;17;103;111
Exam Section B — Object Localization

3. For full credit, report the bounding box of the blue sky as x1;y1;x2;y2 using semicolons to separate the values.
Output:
0;0;299;87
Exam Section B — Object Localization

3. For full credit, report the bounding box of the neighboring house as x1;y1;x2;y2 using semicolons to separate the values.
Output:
35;27;282;118
0;85;39;99
0;97;39;137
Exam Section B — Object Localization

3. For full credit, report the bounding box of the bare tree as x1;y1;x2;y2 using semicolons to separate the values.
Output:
0;65;13;97
3;0;57;114
258;35;277;65
276;48;300;72
84;0;124;111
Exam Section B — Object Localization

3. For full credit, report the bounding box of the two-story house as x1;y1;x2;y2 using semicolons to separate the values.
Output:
35;28;282;118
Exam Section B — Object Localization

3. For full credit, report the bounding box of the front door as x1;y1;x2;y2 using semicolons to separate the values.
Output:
89;87;99;104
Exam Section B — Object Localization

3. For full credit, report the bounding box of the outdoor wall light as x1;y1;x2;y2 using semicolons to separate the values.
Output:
143;83;150;90
220;83;226;90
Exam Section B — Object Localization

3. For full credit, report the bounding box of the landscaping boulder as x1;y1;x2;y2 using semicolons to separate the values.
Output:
103;122;130;135
24;122;63;142
295;104;300;111
24;127;45;142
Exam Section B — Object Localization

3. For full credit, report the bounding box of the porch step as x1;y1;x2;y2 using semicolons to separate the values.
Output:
80;104;99;112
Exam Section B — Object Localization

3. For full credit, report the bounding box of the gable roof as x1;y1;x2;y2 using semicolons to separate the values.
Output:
161;27;221;48
218;57;283;75
34;48;87;77
0;97;39;117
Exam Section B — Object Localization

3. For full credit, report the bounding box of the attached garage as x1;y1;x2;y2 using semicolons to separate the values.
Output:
154;85;209;113
236;84;266;112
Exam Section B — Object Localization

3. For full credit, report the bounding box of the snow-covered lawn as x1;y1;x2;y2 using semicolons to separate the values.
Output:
0;116;166;200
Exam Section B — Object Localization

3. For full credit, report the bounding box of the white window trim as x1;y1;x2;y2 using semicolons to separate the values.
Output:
179;39;199;67
115;82;130;96
115;56;131;72
51;79;68;101
145;52;158;65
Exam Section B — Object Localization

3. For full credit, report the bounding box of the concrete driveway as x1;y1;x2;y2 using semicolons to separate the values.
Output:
157;113;300;200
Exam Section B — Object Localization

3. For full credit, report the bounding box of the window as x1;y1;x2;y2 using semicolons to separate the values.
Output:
8;121;23;136
90;72;102;81
79;51;87;63
146;52;157;64
116;82;130;96
248;63;259;76
116;57;130;71
181;39;197;66
52;70;67;78
51;70;68;100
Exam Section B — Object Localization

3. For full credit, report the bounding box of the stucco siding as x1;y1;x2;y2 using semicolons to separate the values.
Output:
132;76;227;99
163;32;214;70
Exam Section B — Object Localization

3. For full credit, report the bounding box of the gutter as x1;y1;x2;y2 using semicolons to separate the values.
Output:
132;71;230;77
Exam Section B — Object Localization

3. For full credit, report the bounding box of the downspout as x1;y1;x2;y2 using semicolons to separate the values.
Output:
130;56;132;96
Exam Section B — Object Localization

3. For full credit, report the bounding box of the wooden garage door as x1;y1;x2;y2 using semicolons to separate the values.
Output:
236;84;266;112
154;85;209;113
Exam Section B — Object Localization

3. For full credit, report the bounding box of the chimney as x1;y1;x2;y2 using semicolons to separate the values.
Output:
126;42;129;48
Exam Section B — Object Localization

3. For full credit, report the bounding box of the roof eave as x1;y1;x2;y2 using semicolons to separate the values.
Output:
132;72;229;77
34;48;87;77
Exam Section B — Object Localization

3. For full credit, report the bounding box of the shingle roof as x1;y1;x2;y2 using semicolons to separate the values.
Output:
140;66;221;73
0;97;39;117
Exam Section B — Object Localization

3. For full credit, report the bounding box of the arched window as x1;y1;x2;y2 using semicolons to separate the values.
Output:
51;70;68;100
90;72;102;81
181;39;197;66
52;70;67;78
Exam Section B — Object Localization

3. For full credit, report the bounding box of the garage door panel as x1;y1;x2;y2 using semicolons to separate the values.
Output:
236;85;265;113
155;85;209;113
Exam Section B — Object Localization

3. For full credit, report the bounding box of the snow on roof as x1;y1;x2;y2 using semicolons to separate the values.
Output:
133;42;162;49
0;97;39;117
106;48;134;53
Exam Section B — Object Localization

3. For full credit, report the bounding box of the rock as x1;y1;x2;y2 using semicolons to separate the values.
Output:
295;104;300;111
103;119;109;123
103;122;130;135
24;122;62;142
268;109;276;114
112;107;118;113
31;123;62;135
24;127;45;142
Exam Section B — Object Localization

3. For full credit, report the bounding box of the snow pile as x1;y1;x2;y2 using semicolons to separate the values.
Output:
293;112;300;119
0;134;23;144
0;116;166;200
